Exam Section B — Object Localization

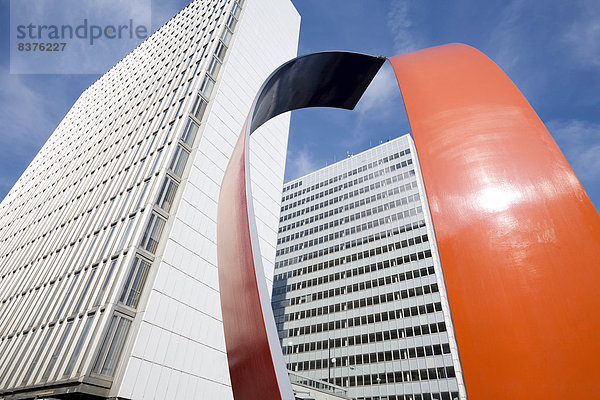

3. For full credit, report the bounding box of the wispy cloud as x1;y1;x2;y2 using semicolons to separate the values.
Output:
561;0;600;68
0;70;57;151
355;64;400;116
548;119;600;185
285;146;320;181
387;1;422;54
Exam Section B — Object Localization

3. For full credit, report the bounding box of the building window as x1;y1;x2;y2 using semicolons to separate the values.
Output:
117;216;136;252
23;326;55;384
207;55;222;78
191;94;208;121
169;145;190;177
214;40;227;61
220;27;233;46
200;74;215;98
94;259;117;307
42;321;73;380
64;316;94;376
181;118;199;147
74;266;97;312
119;256;152;308
225;14;237;31
140;213;166;254
156;176;179;213
92;314;132;377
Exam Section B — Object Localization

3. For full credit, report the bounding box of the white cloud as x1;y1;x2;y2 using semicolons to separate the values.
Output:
387;1;422;54
285;147;320;181
355;63;401;115
0;71;56;152
561;1;600;68
547;119;600;184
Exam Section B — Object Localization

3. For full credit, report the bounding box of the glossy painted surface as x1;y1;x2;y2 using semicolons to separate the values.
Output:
217;120;286;400
389;43;600;398
217;52;383;399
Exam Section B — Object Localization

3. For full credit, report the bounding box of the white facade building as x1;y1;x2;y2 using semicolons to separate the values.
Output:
0;0;300;399
272;135;467;400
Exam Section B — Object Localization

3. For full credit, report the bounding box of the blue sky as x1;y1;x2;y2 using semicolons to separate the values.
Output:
1;0;599;210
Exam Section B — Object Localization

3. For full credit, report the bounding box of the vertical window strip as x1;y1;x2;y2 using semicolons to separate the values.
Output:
135;179;151;210
42;320;73;380
92;315;132;377
64;316;94;376
23;325;54;384
181;118;199;147
117;216;136;252
74;267;97;313
119;257;152;308
140;214;166;254
168;146;190;177
55;273;80;320
191;94;208;121
99;225;116;260
156;176;179;213
94;260;117;307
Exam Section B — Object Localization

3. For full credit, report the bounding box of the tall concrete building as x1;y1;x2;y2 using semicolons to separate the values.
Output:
272;135;466;400
0;0;300;398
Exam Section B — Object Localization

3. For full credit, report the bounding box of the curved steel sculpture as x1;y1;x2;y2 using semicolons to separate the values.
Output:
217;44;600;400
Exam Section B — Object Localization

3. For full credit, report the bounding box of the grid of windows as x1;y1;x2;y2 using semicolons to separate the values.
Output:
0;0;246;394
272;136;465;400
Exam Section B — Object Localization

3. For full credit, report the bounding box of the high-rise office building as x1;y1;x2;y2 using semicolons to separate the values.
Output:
272;135;466;400
0;0;299;399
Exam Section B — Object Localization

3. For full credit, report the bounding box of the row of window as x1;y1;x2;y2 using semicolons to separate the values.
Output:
278;180;419;243
277;193;422;256
357;393;459;400
275;242;431;286
275;263;435;303
282;148;411;196
283;301;443;339
283;266;436;307
304;366;456;388
276;221;427;269
281;158;414;213
280;169;416;222
284;321;447;355
288;343;452;373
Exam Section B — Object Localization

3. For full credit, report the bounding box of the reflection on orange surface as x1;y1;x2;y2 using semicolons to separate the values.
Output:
390;44;600;398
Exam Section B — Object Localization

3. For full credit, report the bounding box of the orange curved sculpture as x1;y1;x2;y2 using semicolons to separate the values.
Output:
217;44;600;399
389;43;600;399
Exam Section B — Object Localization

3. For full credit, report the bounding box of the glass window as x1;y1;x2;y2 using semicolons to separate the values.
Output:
74;266;97;312
94;259;117;307
192;94;208;121
99;225;116;260
43;321;73;380
23;325;54;384
119;257;152;308
140;213;166;254
181;118;199;146
117;216;136;252
156;176;179;213
200;74;215;98
225;14;237;31
231;3;241;18
135;179;151;210
169;145;190;177
56;273;80;319
214;40;227;61
220;27;233;46
64;316;94;376
92;314;132;376
207;55;222;78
